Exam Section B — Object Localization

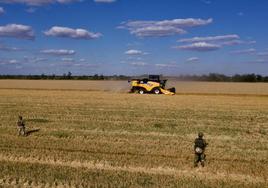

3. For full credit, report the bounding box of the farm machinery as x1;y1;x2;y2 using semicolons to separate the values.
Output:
128;75;176;95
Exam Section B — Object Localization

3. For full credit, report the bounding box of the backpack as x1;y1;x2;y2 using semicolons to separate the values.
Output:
17;120;24;127
194;138;205;154
195;147;203;154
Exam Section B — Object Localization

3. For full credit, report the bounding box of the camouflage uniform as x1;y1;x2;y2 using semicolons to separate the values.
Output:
17;116;26;136
194;132;208;167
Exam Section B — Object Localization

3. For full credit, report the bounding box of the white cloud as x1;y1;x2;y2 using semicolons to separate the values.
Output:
119;18;212;37
178;34;256;47
223;40;256;47
0;24;34;40
178;34;240;43
15;65;23;69
40;49;76;56
201;0;212;4
33;57;47;63
186;57;200;63
25;7;37;13
0;59;19;65
0;7;5;15
79;58;86;62
237;12;244;16
44;26;102;39
125;49;147;55
257;52;268;56
61;57;74;62
155;63;177;68
9;59;18;64
255;59;268;63
247;40;257;44
221;40;257;46
24;56;48;63
247;59;268;64
0;0;81;6
175;42;220;51
130;26;186;37
130;61;147;66
230;48;256;55
0;44;21;51
220;40;243;46
126;56;143;61
94;0;116;3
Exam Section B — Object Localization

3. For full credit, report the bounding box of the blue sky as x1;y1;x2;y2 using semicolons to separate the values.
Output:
0;0;268;75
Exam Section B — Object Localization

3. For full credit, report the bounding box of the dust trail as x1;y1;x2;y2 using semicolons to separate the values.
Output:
0;154;266;184
0;80;130;92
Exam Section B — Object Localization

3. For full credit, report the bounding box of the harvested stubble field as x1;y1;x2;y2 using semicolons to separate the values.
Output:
0;81;268;187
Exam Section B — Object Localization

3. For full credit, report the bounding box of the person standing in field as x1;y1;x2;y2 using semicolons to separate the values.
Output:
17;115;26;136
194;132;208;167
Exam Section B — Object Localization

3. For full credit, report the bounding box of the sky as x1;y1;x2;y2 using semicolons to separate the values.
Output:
0;0;268;76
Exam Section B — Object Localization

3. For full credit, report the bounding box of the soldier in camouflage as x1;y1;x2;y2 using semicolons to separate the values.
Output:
194;132;208;167
17;115;26;136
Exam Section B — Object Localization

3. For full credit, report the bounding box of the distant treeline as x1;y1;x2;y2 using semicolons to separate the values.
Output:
0;72;130;80
1;72;268;82
176;73;268;82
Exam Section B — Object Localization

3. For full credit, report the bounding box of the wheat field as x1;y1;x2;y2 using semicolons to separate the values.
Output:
0;81;267;187
1;79;268;95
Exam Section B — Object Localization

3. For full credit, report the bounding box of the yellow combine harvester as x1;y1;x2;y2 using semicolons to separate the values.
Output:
129;75;176;95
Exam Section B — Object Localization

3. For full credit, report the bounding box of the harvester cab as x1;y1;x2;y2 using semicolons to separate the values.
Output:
129;75;176;95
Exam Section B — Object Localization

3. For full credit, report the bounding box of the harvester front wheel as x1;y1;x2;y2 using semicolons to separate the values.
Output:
152;88;161;94
138;89;145;94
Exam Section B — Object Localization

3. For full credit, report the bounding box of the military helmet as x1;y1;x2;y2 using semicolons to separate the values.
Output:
198;132;204;137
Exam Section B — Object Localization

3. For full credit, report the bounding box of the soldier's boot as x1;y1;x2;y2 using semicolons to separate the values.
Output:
22;127;26;136
194;155;199;167
18;127;26;136
201;160;205;167
18;128;22;136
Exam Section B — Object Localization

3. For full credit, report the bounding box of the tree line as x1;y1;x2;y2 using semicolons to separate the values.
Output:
175;73;268;82
1;72;268;82
0;72;130;80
